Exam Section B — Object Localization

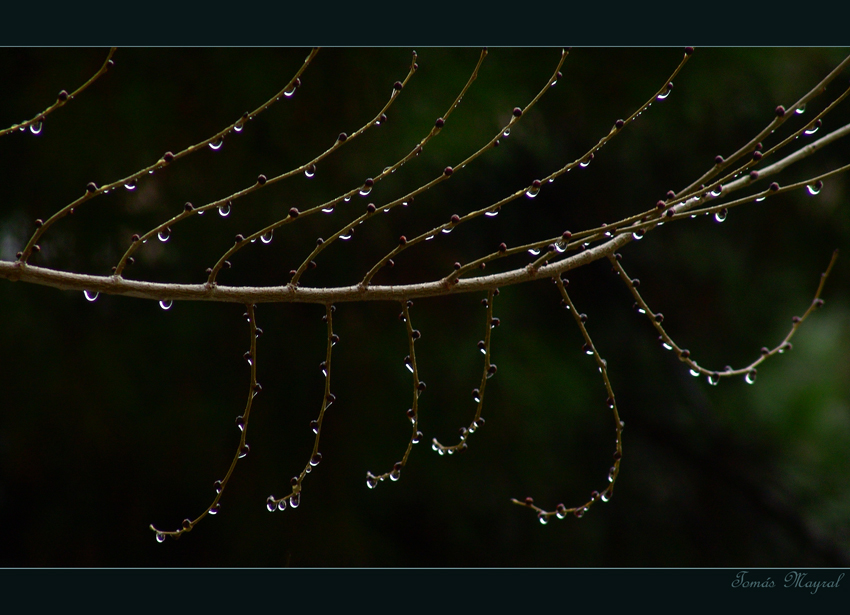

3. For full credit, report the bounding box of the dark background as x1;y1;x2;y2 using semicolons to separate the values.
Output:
1;48;848;567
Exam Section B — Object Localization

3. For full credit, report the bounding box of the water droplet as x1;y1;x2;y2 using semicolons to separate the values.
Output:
707;373;720;386
807;181;823;195
579;159;591;168
289;493;301;508
157;228;170;242
689;368;700;377
322;206;335;214
426;234;435;241
159;299;173;310
244;351;253;366
235;416;245;431
83;290;99;302
714;208;728;223
366;475;378;489
304;164;316;178
359;185;372;196
528;248;541;256
755;196;766;202
234;120;244;133
632;230;645;240
155;532;166;543
266;496;277;512
209;503;220;515
779;342;792;354
472;389;481;403
218;202;231;217
485;208;500;217
283;85;296;98
403;356;414;373
656;84;672;100
662;341;673;350
478;340;486;355
339;232;352;240
795;103;806;115
574;507;586;518
238;443;250;458
390;470;400;482
554;241;566;253
310;453;322;467
214;480;222;494
526;186;539;198
124;179;137;191
710;186;723;197
804;124;820;136
30;119;43;135
277;499;287;512
600;491;612;502
745;369;757;384
503;128;511;138
344;195;352;202
260;230;274;244
209;137;223;151
538;513;549;525
608;466;616;482
584;343;594;355
441;227;452;234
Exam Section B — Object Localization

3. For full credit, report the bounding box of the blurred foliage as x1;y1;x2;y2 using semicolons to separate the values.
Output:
1;48;848;566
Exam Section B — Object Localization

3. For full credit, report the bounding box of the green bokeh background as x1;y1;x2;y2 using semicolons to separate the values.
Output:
1;48;848;566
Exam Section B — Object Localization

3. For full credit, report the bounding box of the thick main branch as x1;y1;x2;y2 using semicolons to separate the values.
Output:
0;234;630;304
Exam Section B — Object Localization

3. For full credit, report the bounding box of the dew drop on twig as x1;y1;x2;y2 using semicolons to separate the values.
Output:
656;83;673;100
159;299;173;311
83;290;99;302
